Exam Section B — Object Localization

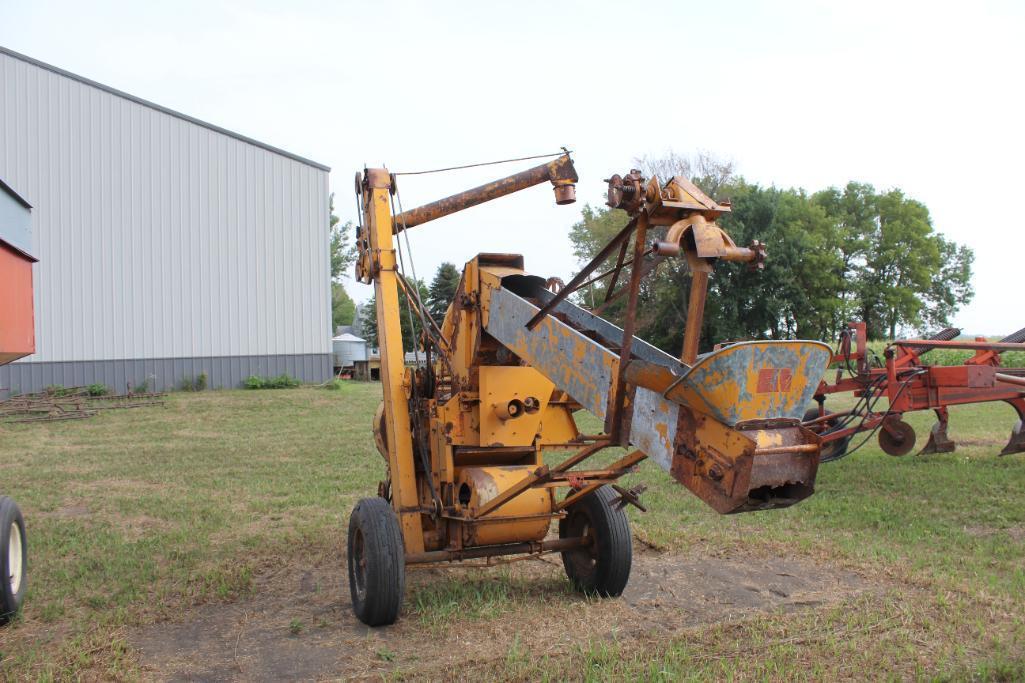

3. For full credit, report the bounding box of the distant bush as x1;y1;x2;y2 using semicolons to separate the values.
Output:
133;378;152;394
86;383;109;396
179;372;209;392
244;374;301;390
44;384;74;397
323;379;347;391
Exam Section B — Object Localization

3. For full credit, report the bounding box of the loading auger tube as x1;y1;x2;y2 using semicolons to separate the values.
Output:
348;153;831;626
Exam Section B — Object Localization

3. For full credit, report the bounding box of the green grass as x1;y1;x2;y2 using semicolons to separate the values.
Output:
0;382;1023;679
0;384;381;678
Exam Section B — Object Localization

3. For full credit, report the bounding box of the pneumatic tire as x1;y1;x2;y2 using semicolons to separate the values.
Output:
0;496;27;624
559;485;632;597
803;408;852;462
347;497;405;626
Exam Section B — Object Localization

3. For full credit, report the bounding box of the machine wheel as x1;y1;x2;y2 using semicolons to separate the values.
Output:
803;408;851;462
347;497;405;627
0;497;26;624
559;486;632;597
879;419;916;457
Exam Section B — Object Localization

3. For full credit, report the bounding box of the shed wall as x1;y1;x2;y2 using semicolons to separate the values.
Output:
0;49;331;390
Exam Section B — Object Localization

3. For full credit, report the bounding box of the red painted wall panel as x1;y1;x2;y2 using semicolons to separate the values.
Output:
0;241;35;365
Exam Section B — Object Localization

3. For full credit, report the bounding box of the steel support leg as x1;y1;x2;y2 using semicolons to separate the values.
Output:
1000;398;1025;456
920;407;956;454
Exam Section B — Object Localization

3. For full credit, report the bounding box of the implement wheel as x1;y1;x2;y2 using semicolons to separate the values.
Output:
559;486;632;597
803;408;851;462
879;419;916;457
347;498;405;627
0;497;26;624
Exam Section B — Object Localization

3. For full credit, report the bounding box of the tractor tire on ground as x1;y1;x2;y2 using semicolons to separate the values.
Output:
803;408;852;462
879;419;916;457
0;496;27;624
559;485;632;597
347;497;405;627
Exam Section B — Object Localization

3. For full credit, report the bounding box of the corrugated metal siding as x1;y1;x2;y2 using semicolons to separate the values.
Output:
0;353;331;397
0;50;331;364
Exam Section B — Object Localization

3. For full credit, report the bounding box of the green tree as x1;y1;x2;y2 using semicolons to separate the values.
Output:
846;189;970;339
328;193;359;332
811;182;877;334
331;283;356;330
360;279;430;352
329;193;356;281
923;238;974;331
427;262;461;321
567;150;974;349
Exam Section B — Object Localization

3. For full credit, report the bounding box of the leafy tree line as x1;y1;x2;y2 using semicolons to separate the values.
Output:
328;193;463;352
329;193;357;330
569;154;974;354
360;262;461;351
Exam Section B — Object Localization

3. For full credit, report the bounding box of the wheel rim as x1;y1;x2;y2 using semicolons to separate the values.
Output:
564;512;597;576
351;528;367;602
8;522;22;596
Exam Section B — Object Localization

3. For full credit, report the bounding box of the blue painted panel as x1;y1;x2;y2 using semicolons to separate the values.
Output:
0;186;32;256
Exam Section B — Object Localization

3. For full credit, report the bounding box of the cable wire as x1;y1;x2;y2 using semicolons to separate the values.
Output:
392;149;570;176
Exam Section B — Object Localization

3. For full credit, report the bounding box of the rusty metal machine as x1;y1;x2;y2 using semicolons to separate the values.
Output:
348;152;832;625
804;321;1025;460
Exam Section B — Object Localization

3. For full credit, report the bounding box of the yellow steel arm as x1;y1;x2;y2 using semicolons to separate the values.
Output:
360;169;424;554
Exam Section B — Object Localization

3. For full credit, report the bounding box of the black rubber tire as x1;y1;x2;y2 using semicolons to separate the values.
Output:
0;496;27;624
347;497;405;627
559;486;632;597
803;408;852;462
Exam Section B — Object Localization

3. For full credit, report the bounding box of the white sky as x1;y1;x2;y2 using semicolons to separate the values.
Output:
2;0;1022;335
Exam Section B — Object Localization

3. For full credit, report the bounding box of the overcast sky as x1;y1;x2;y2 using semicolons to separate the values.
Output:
2;0;1021;334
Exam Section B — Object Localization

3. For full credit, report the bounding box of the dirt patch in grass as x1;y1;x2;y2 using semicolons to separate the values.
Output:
114;514;172;540
129;543;879;681
72;477;173;495
965;525;1025;542
47;503;93;518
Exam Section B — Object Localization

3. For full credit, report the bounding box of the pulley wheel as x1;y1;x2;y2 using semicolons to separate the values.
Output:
878;419;916;457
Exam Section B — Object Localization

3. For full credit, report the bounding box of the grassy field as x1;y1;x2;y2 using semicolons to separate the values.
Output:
0;382;1023;680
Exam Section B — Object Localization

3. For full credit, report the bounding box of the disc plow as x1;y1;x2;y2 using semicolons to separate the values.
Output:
803;322;1025;460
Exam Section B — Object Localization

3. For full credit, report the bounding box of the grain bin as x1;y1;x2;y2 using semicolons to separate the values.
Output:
332;333;367;371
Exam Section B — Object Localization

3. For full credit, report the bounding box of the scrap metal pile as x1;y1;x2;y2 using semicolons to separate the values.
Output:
802;322;1025;460
0;387;166;424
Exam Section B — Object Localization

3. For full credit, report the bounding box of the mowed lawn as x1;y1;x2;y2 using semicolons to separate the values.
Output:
0;382;1023;680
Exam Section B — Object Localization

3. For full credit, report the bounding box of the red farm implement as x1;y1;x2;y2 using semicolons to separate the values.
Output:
803;322;1025;461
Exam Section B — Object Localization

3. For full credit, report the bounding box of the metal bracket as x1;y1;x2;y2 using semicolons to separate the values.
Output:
611;483;647;512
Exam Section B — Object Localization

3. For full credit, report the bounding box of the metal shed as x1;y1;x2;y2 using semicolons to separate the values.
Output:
0;46;332;392
0;178;36;372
